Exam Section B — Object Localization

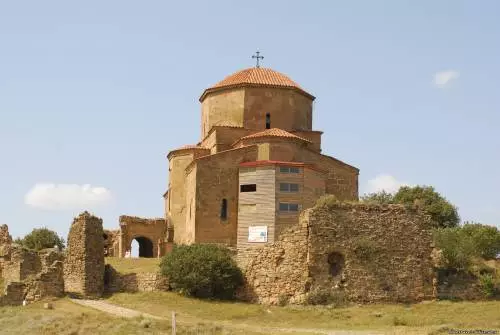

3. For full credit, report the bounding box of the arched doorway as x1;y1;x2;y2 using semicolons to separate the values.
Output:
130;236;154;258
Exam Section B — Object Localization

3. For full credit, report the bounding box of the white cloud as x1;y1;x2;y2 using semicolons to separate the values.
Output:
365;175;410;194
433;70;460;88
25;183;112;211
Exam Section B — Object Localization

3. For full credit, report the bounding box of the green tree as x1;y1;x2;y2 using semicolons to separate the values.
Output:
433;223;500;271
15;227;65;251
433;227;476;270
460;222;500;259
393;186;460;228
160;244;243;300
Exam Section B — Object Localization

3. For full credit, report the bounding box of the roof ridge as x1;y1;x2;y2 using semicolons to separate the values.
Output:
240;128;312;142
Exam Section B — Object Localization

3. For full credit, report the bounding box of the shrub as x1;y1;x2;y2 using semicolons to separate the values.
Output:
314;195;339;208
460;222;500;260
478;273;497;298
305;288;347;306
433;223;500;271
160;244;243;300
433;227;476;270
277;294;289;306
15;227;65;251
352;237;379;262
393;316;408;326
360;191;394;204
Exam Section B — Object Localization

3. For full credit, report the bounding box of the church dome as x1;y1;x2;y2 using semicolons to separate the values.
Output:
200;67;314;101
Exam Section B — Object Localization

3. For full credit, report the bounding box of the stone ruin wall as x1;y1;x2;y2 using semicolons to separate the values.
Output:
118;216;168;258
63;211;105;298
241;203;437;305
0;225;65;305
104;264;169;293
103;229;120;257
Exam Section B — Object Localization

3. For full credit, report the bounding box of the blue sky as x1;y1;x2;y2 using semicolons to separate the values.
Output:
1;0;499;240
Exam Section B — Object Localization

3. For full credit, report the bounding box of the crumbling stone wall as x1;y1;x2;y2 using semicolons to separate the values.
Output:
24;260;64;302
118;216;167;258
436;269;484;300
104;264;169;293
1;282;26;305
0;225;12;245
242;203;436;304
0;228;64;306
64;211;105;298
1;245;42;283
103;229;120;257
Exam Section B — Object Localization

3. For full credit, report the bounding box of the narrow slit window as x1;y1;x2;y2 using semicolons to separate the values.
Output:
265;113;271;129
240;184;257;192
220;198;228;220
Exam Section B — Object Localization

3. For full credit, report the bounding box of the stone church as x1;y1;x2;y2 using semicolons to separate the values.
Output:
165;65;359;248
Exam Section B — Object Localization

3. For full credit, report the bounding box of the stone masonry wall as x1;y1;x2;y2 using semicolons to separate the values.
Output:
64;211;105;298
242;202;436;305
119;216;167;257
1;245;42;283
0;245;64;305
104;264;169;293
0;225;12;245
24;260;64;302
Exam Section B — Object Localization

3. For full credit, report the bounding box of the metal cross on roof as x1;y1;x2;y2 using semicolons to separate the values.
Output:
252;51;264;68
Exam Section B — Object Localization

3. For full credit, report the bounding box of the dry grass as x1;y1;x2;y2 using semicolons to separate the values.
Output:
105;257;160;274
0;298;171;335
0;298;264;335
107;292;500;334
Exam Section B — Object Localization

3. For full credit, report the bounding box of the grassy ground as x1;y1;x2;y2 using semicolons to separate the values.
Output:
0;298;264;335
0;298;170;335
105;257;160;274
107;292;500;334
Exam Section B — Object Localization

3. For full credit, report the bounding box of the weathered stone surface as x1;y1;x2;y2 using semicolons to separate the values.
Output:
104;264;169;293
0;225;12;245
1;282;26;306
64;211;105;298
1;245;42;283
103;229;120;257
241;203;436;305
24;260;64;303
0;229;65;306
436;269;484;300
118;216;167;258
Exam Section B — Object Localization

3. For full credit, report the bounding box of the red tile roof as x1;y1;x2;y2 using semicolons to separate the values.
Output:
240;128;311;143
200;67;314;101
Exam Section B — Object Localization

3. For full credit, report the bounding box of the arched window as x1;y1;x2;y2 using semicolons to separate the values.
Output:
265;113;271;129
220;198;228;220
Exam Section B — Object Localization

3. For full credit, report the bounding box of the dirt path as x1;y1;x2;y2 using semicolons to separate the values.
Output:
70;298;163;320
70;298;383;335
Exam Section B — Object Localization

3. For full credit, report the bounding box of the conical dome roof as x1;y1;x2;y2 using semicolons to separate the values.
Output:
200;67;314;101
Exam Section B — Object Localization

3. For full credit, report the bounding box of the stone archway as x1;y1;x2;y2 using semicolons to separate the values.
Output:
131;236;154;258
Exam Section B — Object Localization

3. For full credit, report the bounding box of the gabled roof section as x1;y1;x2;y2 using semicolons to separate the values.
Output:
167;144;210;160
240;128;312;143
200;67;315;101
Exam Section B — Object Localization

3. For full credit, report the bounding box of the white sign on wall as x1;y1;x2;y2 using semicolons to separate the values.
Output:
248;226;268;243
